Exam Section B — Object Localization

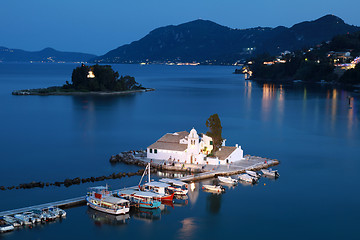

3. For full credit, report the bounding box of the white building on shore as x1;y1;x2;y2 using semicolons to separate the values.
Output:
147;128;244;165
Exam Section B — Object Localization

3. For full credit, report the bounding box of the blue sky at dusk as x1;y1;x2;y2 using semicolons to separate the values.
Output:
1;0;359;55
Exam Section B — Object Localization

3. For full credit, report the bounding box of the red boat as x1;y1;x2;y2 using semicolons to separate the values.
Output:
142;182;175;202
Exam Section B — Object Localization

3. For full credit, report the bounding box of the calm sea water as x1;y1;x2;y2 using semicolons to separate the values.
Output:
0;63;359;240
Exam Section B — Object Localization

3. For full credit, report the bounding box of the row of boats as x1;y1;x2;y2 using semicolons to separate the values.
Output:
203;169;280;193
86;163;189;215
0;207;66;233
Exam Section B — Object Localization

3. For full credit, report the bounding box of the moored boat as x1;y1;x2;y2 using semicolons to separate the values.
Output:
159;178;189;196
202;184;225;193
261;168;280;178
218;176;238;185
86;186;130;215
117;189;161;209
0;216;21;227
246;170;261;178
142;182;175;202
0;219;14;233
238;173;258;184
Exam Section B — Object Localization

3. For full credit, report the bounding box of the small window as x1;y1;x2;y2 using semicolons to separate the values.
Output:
210;141;213;145
150;149;153;153
154;149;157;154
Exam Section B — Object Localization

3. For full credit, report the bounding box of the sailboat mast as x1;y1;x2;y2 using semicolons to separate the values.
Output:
148;162;151;183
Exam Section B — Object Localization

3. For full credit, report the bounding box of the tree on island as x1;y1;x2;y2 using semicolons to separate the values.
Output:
66;64;143;91
206;113;223;153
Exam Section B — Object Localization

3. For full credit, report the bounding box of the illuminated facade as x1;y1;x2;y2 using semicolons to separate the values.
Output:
147;128;244;165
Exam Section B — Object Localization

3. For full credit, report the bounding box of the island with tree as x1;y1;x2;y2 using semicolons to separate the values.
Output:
12;64;153;95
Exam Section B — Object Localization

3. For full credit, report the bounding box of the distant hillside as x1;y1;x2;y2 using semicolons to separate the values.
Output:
0;47;97;63
93;15;360;64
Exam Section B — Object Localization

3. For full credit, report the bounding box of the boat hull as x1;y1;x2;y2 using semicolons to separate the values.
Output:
86;197;130;215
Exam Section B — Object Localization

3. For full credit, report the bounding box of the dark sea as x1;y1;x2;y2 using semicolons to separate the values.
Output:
0;63;359;240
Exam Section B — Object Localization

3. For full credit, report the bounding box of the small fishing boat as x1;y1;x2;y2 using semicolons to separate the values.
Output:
13;214;33;225
142;182;175;202
40;208;57;221
246;170;261;178
117;189;161;209
0;216;21;227
238;173;258;184
202;184;225;193
48;206;66;218
86;186;130;215
159;178;189;196
261;168;280;178
138;163;174;202
22;212;41;223
0;219;14;233
218;176;238;185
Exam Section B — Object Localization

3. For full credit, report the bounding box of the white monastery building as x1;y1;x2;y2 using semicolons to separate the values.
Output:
147;128;244;165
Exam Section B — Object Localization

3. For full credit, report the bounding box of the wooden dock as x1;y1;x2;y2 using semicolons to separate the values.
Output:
0;196;86;217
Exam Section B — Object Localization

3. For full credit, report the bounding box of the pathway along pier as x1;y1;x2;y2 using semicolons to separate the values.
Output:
0;155;279;217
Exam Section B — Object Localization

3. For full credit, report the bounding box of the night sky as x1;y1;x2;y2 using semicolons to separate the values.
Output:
1;0;359;55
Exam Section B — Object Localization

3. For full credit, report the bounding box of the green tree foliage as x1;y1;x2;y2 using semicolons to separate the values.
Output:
206;114;223;153
69;64;143;91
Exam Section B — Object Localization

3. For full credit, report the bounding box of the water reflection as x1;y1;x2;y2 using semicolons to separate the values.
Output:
260;83;285;123
188;182;200;205
87;208;130;226
206;193;222;215
177;217;198;240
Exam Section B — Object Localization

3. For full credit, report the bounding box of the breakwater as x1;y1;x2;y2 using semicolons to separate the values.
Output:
0;169;151;191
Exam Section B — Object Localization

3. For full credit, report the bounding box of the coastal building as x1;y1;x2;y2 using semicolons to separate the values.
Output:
147;128;244;165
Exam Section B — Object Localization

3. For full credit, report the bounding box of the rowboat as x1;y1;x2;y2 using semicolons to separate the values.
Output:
218;176;238;185
86;186;130;215
202;184;225;193
238;173;258;184
159;178;189;196
261;168;280;178
0;219;14;233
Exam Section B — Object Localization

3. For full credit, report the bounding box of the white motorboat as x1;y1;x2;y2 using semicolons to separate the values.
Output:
261;168;280;178
86;186;130;215
238;173;258;184
202;184;225;193
218;176;238;185
246;170;261;178
0;219;14;233
1;216;21;227
13;214;33;225
23;212;41;223
48;206;66;218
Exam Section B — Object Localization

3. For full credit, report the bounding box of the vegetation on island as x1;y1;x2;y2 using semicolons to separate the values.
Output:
206;113;223;154
247;30;360;85
13;64;146;95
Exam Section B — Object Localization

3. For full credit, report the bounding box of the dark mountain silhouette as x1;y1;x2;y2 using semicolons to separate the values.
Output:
93;14;360;64
0;47;96;63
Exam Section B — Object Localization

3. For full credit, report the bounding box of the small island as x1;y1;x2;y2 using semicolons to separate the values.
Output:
12;64;153;95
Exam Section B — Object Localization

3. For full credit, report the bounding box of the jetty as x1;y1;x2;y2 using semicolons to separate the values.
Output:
0;155;278;217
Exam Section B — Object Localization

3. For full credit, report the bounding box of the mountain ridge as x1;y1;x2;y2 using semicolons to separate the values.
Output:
0;47;96;63
93;14;360;64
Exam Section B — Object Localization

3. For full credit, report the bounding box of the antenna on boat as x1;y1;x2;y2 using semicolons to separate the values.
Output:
138;162;151;188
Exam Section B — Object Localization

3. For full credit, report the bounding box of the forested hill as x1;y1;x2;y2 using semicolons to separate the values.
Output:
93;15;360;64
0;47;96;63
